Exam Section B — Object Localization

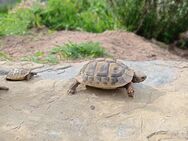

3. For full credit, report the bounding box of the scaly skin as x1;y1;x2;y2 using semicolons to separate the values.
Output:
125;82;134;97
67;79;80;95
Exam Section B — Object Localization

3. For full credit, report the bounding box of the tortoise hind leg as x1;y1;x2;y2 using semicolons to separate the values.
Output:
124;82;134;97
67;79;80;95
0;86;9;90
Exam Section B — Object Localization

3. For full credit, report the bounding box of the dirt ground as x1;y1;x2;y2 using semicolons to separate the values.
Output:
0;30;186;62
0;60;188;141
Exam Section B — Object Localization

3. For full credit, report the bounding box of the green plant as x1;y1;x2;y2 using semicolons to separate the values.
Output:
175;40;188;50
110;0;188;44
44;54;59;64
0;0;21;13
0;51;11;60
0;9;34;36
109;0;145;31
40;0;78;30
21;51;59;64
51;41;108;59
0;1;44;36
39;0;120;32
77;0;120;32
0;0;119;35
0;4;9;13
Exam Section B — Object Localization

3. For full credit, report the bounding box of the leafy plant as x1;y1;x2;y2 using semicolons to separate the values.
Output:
77;0;120;32
44;54;59;64
39;0;119;32
0;1;44;36
21;41;107;64
0;0;188;49
175;40;188;50
0;9;34;36
110;0;188;44
40;0;78;30
21;51;59;64
0;0;21;13
51;41;108;59
0;51;11;60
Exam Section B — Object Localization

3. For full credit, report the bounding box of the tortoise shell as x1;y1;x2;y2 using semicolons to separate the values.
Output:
76;58;134;89
6;68;33;81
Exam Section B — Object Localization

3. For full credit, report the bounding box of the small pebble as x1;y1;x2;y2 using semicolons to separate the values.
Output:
90;105;95;110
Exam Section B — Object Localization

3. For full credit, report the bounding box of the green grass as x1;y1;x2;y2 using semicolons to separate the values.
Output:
110;0;188;44
175;40;188;50
51;41;108;59
0;0;21;13
0;51;11;61
0;9;33;36
21;51;59;64
39;0;120;32
21;42;108;64
0;2;43;36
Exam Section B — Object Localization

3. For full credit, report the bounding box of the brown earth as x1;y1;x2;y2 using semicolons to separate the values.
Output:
0;30;186;62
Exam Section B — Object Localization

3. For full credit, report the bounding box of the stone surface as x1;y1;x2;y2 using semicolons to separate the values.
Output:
0;60;188;141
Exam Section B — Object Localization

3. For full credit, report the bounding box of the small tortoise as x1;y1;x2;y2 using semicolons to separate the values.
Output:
0;86;9;90
67;58;147;97
6;68;37;81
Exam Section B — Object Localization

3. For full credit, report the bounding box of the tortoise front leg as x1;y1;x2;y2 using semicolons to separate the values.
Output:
67;79;80;95
26;74;32;80
26;72;37;80
125;82;134;97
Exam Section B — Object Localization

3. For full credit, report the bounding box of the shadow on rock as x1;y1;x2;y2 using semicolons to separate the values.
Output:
77;83;165;104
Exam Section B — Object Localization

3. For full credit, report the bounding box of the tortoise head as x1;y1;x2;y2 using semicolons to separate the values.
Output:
31;72;37;76
132;71;147;83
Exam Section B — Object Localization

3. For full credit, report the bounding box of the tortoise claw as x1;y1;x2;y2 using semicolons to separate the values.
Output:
127;88;134;97
128;93;134;98
67;79;80;95
128;88;134;94
67;89;75;95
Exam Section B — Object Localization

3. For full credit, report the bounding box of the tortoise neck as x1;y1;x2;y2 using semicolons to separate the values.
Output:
132;76;137;83
31;72;37;75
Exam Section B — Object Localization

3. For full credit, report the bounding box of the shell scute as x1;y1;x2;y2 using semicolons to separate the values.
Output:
96;62;109;77
84;61;97;76
109;63;125;77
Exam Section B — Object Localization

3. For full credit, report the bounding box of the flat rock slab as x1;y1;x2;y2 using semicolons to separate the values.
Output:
0;60;188;141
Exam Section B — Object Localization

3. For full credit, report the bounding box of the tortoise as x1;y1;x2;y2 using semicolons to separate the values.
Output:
6;68;37;81
67;58;147;97
0;86;9;90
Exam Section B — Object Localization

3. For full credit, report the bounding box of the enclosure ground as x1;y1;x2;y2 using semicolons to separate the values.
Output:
0;60;188;141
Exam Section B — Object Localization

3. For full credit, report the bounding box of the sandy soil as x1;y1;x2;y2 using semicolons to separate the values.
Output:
0;30;186;62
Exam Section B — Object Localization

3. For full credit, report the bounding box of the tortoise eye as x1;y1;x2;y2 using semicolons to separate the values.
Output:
141;76;146;79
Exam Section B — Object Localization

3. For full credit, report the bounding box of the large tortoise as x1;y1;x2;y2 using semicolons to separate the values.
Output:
67;58;147;97
6;68;37;81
